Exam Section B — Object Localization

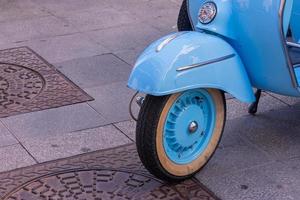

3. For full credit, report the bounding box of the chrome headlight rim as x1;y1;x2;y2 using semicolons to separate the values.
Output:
198;1;217;25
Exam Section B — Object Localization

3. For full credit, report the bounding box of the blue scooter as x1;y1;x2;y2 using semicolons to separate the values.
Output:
128;0;300;182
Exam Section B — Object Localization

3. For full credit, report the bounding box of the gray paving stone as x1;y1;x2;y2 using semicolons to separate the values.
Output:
21;125;132;162
0;16;77;42
0;122;18;148
0;0;48;23
2;103;107;139
266;92;300;106
86;82;136;123
56;54;131;89
110;0;180;19
63;7;138;32
0;32;9;46
170;0;182;6
198;169;283;200
87;23;163;52
0;144;36;173
114;46;144;66
195;104;300;199
31;0;112;16
3;32;108;63
198;158;300;200
235;108;300;160
114;120;136;141
197;121;272;179
140;7;179;34
226;93;288;120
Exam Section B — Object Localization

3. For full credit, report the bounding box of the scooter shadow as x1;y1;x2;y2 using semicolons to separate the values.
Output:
198;102;300;178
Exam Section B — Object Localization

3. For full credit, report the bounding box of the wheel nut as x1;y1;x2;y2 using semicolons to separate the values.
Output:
188;121;198;133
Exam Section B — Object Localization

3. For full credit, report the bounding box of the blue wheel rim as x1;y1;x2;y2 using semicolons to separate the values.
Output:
163;89;216;165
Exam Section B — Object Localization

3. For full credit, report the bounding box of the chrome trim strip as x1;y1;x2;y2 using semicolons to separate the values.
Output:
156;32;188;52
287;41;300;48
176;54;235;72
279;0;298;87
294;64;300;68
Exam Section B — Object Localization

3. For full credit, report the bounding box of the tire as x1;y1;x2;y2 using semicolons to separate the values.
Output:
177;0;193;31
136;89;226;182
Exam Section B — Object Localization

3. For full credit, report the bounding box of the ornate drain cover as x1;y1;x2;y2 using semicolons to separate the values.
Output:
0;47;92;118
0;144;219;200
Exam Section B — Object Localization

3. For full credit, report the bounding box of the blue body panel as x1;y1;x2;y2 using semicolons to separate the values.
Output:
188;0;300;97
128;0;300;103
291;1;300;42
231;0;299;96
284;0;293;36
128;32;255;103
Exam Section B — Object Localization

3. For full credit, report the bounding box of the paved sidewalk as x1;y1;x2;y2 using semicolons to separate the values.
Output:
1;1;300;200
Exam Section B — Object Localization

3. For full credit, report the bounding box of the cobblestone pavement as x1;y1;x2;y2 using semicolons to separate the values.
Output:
0;0;300;199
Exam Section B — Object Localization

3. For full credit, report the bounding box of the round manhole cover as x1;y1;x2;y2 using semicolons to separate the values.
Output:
5;169;182;200
0;63;45;109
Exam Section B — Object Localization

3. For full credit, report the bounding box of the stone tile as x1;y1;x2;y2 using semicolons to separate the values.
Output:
86;82;136;123
266;92;300;106
0;122;18;148
114;47;144;66
0;144;36;173
0;16;77;42
22;125;132;162
2;103;107;139
0;32;9;46
114;120;136;141
110;0;180;19
196;106;300;199
196;121;271;180
31;0;112;16
170;0;183;6
199;158;300;200
56;54;131;89
226;93;288;120
0;0;48;23
141;8;179;34
225;93;234;100
3;32;108;63
63;7;138;32
235;107;300;160
87;23;163;52
198;167;284;200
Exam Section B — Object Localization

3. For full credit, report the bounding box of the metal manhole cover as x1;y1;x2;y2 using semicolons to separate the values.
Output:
0;144;220;200
0;47;93;118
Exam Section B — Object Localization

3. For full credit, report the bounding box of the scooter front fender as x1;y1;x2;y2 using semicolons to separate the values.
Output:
128;32;255;103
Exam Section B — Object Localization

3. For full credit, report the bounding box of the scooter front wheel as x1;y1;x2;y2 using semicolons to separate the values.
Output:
136;89;226;182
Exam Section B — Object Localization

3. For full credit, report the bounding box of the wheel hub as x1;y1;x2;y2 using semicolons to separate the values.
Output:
188;121;198;134
163;89;216;164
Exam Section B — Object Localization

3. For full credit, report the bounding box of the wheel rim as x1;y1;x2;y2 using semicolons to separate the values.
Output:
163;89;216;165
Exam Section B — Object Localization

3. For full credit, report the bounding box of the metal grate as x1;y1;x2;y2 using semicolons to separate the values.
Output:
0;47;93;118
0;144;219;200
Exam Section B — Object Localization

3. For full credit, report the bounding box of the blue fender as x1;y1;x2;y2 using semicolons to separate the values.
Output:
127;32;255;103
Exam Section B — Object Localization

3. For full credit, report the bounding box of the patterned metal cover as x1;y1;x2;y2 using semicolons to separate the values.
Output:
0;144;219;200
0;47;93;118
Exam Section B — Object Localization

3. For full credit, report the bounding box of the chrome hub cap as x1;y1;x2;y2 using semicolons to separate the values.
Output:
188;121;198;134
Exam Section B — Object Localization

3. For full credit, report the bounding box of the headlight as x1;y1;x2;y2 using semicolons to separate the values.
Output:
198;2;217;24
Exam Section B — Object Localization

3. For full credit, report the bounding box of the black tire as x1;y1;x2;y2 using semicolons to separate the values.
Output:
136;89;226;182
177;0;193;31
